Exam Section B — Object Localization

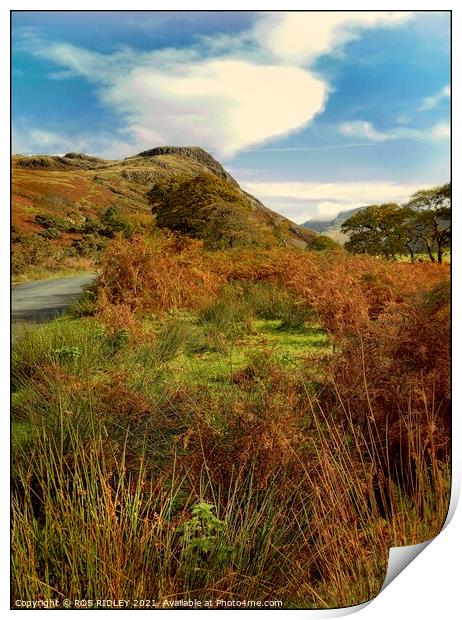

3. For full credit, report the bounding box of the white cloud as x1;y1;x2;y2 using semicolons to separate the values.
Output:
13;126;82;154
26;41;328;158
315;201;364;219
420;85;450;111
431;121;450;139
254;12;413;64
339;121;389;141
12;124;135;159
104;59;327;157
339;119;450;142
17;12;416;158
240;179;430;222
243;179;425;203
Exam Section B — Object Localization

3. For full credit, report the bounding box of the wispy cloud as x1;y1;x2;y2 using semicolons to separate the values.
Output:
242;179;427;203
430;121;450;139
420;85;450;111
339;119;450;142
242;142;378;152
241;179;431;222
339;121;389;142
12;123;136;159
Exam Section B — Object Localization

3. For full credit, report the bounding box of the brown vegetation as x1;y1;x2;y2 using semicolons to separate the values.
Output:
12;219;450;608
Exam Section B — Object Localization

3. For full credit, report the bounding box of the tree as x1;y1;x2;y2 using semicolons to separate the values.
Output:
342;203;409;259
404;183;451;263
100;206;133;238
201;202;260;249
341;185;451;263
147;172;263;249
149;172;243;237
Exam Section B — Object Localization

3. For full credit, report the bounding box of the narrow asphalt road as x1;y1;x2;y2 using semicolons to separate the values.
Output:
12;273;97;323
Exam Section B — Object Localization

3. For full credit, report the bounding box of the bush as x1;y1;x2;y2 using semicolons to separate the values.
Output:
277;303;312;331
12;234;62;275
100;206;134;238
41;227;61;240
72;234;107;259
96;235;222;315
149;172;264;249
35;213;70;232
322;279;450;486
34;193;73;212
306;234;338;251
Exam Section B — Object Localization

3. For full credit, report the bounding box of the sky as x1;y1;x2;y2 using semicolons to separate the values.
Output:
12;10;450;223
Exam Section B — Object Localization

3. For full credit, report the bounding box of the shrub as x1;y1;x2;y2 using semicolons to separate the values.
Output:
35;213;70;232
100;206;134;238
34;193;73;212
306;234;339;251
96;234;222;315
72;235;107;259
322;279;450;485
12;234;63;275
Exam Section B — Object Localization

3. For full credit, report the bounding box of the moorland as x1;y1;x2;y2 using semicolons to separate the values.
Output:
11;147;450;608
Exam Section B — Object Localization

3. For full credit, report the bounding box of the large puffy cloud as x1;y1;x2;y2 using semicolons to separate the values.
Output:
16;11;414;158
24;42;327;157
103;59;327;156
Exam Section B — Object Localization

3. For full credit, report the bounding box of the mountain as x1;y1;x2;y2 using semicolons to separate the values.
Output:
12;146;327;258
302;206;368;243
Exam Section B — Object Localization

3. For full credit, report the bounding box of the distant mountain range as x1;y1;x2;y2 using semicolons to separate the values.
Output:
302;206;367;243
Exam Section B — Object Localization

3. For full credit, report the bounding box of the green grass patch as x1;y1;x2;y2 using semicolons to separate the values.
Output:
166;318;330;389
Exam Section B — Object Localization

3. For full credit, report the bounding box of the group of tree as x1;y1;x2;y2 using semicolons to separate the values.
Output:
341;183;451;262
147;172;264;250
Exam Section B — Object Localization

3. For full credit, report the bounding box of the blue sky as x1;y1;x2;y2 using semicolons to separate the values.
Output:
12;11;450;222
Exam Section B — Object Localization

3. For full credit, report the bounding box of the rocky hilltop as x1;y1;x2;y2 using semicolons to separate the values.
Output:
134;146;239;187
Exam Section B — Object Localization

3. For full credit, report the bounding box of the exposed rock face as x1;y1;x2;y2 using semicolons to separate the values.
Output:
14;153;106;171
135;146;239;186
64;152;105;163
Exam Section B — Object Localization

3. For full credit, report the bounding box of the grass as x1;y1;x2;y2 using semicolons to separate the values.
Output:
11;251;450;609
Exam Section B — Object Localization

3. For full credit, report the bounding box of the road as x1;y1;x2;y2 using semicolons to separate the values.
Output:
12;273;97;323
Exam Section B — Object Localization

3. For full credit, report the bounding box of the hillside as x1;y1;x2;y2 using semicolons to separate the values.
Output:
12;146;335;278
302;206;367;243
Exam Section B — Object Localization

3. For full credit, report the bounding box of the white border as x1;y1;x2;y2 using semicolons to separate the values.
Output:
2;2;459;618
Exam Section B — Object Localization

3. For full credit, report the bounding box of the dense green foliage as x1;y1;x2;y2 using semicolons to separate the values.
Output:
342;183;451;262
405;183;451;262
148;172;265;249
